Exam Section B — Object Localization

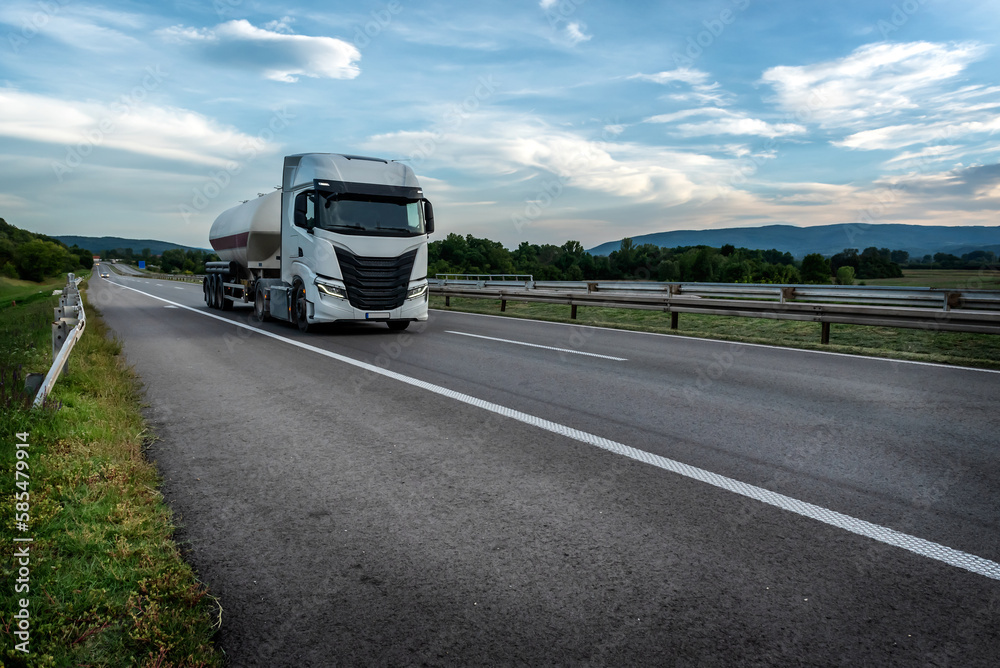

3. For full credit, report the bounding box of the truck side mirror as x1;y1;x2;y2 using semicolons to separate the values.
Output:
423;200;434;234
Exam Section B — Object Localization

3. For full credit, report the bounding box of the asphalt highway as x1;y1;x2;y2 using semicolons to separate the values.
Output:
89;270;1000;666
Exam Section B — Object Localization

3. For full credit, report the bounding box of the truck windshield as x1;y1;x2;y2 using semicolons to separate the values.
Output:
314;192;425;237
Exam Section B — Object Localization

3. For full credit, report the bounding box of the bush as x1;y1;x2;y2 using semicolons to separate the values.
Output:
836;266;856;285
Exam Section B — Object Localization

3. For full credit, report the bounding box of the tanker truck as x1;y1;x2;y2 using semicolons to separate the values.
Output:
205;153;434;332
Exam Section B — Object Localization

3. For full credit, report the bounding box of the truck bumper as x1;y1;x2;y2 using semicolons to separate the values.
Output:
310;290;429;323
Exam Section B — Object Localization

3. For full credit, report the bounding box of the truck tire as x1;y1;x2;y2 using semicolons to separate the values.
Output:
254;285;270;322
203;277;210;306
293;278;311;332
208;275;218;309
387;321;410;331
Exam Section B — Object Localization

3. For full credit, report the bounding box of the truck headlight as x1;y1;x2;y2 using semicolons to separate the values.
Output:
315;279;347;299
406;283;428;300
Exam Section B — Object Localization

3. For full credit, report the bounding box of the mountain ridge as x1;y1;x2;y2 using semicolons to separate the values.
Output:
54;236;210;255
585;223;1000;258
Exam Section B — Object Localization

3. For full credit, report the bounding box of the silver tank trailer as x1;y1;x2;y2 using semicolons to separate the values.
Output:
208;190;281;270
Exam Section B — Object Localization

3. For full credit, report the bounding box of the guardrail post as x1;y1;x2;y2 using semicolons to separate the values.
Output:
571;304;578;319
587;282;598;293
445;296;451;307
671;311;679;330
821;322;830;345
501;299;507;312
52;320;69;358
781;287;796;304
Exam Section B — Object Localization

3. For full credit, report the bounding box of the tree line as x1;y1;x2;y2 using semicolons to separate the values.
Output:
430;234;993;284
100;246;218;274
1;218;94;281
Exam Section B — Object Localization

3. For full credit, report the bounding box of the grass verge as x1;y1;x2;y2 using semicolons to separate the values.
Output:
430;295;1000;370
1;279;223;667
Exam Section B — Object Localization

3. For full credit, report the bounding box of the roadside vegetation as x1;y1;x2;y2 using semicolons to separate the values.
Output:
1;218;94;282
431;267;1000;370
429;233;998;284
1;277;223;667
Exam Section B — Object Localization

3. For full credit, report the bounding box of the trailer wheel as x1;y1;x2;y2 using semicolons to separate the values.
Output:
293;279;311;332
203;277;210;306
219;277;233;311
253;285;270;323
387;321;410;331
207;275;218;309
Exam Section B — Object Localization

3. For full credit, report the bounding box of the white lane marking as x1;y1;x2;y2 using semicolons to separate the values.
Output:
445;330;627;361
165;305;178;309
175;286;184;290
432;309;1000;375
110;282;1000;581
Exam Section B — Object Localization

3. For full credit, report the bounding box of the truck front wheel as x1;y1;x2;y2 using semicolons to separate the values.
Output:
293;279;311;333
387;321;410;331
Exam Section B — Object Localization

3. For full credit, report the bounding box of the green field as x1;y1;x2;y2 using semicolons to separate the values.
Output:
0;276;70;308
862;268;1000;289
430;267;1000;370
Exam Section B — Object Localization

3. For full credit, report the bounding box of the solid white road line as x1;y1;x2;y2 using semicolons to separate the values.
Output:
110;281;1000;581
445;330;627;361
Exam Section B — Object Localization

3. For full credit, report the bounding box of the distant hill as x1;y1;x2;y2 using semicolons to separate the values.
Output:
54;236;209;255
586;224;1000;258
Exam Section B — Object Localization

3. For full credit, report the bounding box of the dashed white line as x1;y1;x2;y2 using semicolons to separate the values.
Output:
433;309;1000;374
108;282;1000;581
445;330;627;361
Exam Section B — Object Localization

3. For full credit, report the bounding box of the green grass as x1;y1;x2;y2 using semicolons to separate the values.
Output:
1;280;223;667
431;294;1000;370
0;276;71;310
862;268;1000;289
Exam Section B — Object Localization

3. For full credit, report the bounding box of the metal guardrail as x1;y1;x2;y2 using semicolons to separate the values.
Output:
429;277;1000;342
437;273;534;288
33;274;86;407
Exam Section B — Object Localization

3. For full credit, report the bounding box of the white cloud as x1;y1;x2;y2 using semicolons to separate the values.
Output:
0;88;281;168
630;68;730;106
564;22;591;45
760;41;987;129
676;117;805;138
0;193;30;209
363;114;734;208
264;16;296;34
629;68;712;87
645;108;805;138
0;3;145;52
156;20;360;82
836;117;1000;150
644;108;730;124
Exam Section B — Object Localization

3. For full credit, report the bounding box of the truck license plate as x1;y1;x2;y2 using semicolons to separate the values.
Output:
365;312;391;320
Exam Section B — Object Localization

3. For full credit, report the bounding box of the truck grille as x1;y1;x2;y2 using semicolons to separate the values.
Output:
335;248;418;311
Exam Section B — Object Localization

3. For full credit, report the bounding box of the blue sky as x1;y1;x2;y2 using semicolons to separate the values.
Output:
1;0;998;250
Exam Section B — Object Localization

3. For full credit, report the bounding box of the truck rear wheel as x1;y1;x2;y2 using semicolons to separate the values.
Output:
203;277;211;306
293;279;311;332
254;285;270;322
208;275;218;309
